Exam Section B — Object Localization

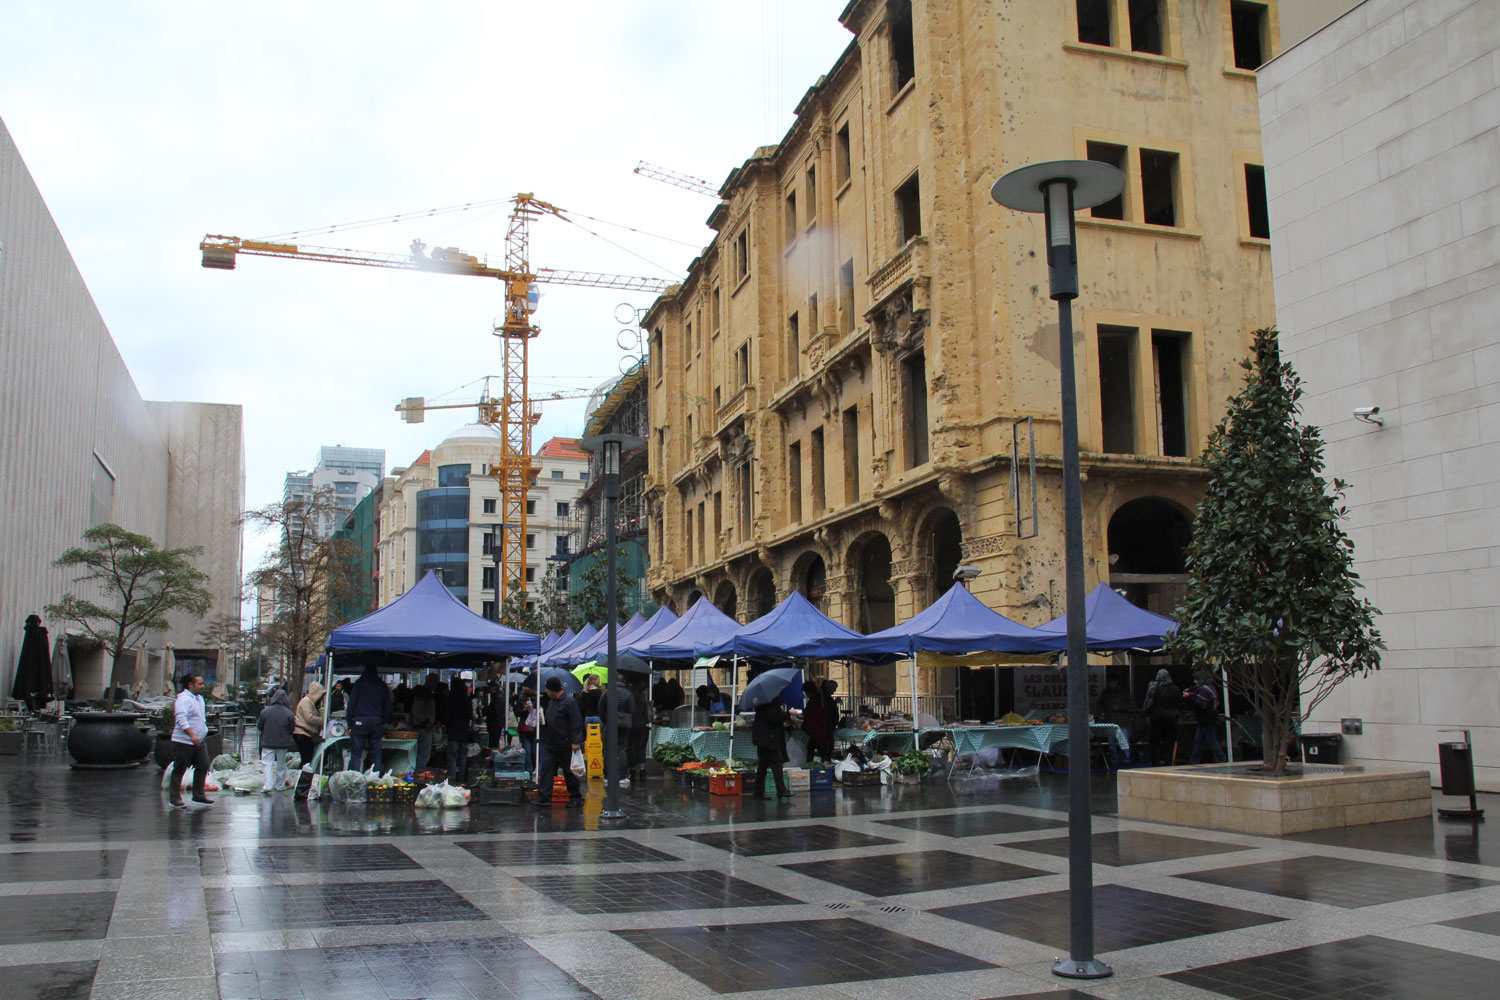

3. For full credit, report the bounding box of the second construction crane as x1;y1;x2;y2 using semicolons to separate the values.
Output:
202;193;670;612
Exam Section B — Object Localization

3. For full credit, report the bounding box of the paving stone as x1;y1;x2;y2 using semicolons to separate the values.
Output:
525;870;798;915
0;850;127;884
680;824;899;856
781;849;1052;897
200;843;420;876
1177;855;1497;908
1006;830;1253;866
875;810;1066;838
204;879;485;933
0;892;115;946
458;837;677;866
0;960;96;999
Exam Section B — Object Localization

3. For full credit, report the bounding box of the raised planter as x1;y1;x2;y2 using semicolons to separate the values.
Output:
67;712;152;769
0;729;21;756
1118;763;1432;835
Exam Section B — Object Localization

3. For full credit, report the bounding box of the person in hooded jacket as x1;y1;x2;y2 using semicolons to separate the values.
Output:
1142;668;1183;765
292;681;326;762
257;689;296;791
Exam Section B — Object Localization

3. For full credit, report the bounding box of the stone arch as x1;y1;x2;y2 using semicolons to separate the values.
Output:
911;506;963;609
788;550;829;612
712;579;738;621
1107;496;1193;616
744;563;778;620
846;531;896;634
686;587;704;608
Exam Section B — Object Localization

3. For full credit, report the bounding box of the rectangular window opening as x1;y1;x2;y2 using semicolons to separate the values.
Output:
784;190;798;244
1128;0;1164;55
556;501;569;517
1076;0;1111;46
90;455;116;527
685;508;695;566
735;342;750;386
713;491;723;558
888;0;915;92
901;350;930;469
1153;331;1189;458
806;164;818;220
482;498;496;514
1231;1;1268;70
1245;163;1270;239
712;286;722;330
735;229;749;280
835;123;851;185
808;293;819;335
810;427;826;514
842;405;860;503
526;499;536;515
526;533;536;549
482;566;497;590
1140;148;1179;227
839;259;855;333
788;442;803;524
895;173;922;243
1086;141;1128;219
788;311;800;376
482;600;496;619
737;463;753;541
697;501;706;563
525;567;536;584
1098;326;1138;454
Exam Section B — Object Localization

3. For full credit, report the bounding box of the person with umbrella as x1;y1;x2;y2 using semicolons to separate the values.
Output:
741;667;800;800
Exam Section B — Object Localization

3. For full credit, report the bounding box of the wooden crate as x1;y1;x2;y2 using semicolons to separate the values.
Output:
709;772;742;796
840;768;883;786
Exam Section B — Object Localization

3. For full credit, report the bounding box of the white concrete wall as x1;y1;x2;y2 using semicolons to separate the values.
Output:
1259;0;1500;789
0;117;243;698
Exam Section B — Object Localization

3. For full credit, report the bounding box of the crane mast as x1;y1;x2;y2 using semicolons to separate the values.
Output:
202;193;669;615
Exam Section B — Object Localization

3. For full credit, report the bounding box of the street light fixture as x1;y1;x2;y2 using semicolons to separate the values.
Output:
579;431;645;819
992;159;1124;982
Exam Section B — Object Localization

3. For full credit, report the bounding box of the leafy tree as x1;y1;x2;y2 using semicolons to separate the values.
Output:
567;558;638;629
500;563;574;634
243;489;360;702
45;523;212;709
1168;328;1382;773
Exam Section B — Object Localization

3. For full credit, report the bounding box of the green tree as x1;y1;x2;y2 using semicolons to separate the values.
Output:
567;558;638;630
500;563;574;634
45;523;213;708
1168;328;1383;773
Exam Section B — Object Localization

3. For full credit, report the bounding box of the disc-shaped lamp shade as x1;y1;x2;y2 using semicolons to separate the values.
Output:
990;160;1125;214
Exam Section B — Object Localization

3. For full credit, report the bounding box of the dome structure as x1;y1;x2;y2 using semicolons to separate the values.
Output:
440;422;502;445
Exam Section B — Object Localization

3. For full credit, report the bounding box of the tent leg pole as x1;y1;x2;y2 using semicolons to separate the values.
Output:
1222;665;1234;764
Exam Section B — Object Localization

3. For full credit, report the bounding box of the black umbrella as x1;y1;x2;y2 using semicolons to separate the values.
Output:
523;667;583;696
737;666;802;712
12;614;55;710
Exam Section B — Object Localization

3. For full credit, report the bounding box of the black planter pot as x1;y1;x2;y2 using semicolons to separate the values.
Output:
154;735;174;769
68;712;152;769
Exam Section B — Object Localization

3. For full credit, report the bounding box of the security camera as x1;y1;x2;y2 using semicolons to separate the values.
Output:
952;565;982;581
1353;405;1384;427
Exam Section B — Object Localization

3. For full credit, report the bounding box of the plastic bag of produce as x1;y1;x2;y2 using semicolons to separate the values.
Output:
569;750;586;776
415;783;443;809
211;753;240;772
161;767;220;792
284;752;301;770
437;780;470;808
225;767;265;794
327;770;368;804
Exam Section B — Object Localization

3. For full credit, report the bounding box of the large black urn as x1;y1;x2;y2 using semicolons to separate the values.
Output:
68;713;152;769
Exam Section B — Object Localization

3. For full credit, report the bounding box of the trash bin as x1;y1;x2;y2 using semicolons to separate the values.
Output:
1300;733;1342;765
1439;741;1476;796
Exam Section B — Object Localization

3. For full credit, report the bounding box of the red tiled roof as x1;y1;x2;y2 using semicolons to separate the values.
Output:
539;436;587;459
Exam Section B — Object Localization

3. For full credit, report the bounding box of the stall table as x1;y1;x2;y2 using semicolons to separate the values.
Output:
310;737;418;776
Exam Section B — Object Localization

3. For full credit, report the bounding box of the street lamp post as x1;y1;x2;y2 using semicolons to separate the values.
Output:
992;159;1124;981
580;432;644;819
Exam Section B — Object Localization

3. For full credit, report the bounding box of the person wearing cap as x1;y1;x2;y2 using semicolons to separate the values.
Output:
535;676;584;806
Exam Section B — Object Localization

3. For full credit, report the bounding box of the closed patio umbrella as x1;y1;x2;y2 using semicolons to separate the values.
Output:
12;614;55;710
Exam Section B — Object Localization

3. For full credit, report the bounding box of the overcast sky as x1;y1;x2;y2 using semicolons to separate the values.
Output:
1;1;853;597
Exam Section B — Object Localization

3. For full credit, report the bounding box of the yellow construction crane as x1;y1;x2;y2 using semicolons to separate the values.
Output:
201;192;669;612
393;378;596;424
632;160;720;198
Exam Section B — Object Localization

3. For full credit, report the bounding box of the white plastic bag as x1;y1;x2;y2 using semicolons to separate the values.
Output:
162;766;220;792
784;735;808;767
328;770;367;804
569;750;586;776
437;780;470;808
415;783;443;809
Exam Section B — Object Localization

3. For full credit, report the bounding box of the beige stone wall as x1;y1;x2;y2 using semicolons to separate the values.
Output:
1259;0;1500;790
645;1;1278;700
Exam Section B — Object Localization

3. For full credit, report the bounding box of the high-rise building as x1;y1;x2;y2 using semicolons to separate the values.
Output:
645;0;1280;713
283;445;385;540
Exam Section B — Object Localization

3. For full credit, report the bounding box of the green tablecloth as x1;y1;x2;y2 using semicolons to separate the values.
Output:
650;726;803;763
311;737;418;776
947;723;1128;757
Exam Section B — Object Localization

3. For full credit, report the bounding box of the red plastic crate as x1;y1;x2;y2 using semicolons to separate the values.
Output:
709;772;742;796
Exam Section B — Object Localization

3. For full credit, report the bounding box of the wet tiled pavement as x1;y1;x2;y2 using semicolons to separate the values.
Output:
2;751;1499;998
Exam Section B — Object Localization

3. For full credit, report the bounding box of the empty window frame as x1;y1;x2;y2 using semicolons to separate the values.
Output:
526;567;536;583
482;498;496;514
788;311;801;375
1244;163;1270;239
1097;325;1137;454
842;405;860;503
1230;1;1268;70
735;342;750;386
712;285;722;330
1139;148;1179;227
482;566;497;590
889;0;915;92
736;463;753;540
526;532;536;549
713;491;723;557
788;441;803;523
1086;141;1128;220
806;164;818;221
1128;0;1165;55
556;501;569;517
809;427;826;514
697;501;706;562
785;189;798;244
1076;0;1111;45
895;173;922;243
685;508;695;565
90;455;115;527
1153;330;1190;457
651;328;663;380
686;320;694;359
901;350;930;469
835;123;852;185
839;259;856;333
526;499;536;515
735;228;750;280
713;386;722;410
808;292;819;334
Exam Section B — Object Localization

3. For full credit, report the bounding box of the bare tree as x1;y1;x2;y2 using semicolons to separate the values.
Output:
243;489;361;702
197;612;253;697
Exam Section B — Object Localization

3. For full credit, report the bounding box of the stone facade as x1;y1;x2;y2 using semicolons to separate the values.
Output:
644;0;1279;700
0;117;244;698
1259;0;1500;790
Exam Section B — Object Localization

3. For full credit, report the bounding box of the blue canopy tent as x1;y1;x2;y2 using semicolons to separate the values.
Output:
1036;583;1177;650
512;630;561;671
619;605;679;656
558;613;646;667
639;597;741;660
539;623;599;667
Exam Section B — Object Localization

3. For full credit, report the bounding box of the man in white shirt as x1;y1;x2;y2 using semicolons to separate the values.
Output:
169;672;213;807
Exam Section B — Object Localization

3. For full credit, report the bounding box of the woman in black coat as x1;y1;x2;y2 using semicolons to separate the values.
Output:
752;702;792;799
446;677;473;784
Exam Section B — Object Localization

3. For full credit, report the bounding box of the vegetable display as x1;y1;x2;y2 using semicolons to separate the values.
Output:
652;742;697;766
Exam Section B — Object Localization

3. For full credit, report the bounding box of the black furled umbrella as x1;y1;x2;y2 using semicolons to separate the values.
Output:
12;614;55;710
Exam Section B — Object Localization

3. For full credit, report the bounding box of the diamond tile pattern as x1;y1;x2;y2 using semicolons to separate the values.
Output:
458;837;678;866
205;879;485;933
876;810;1066;838
781;849;1052;897
0;849;127;883
1166;935;1500;999
1177;855;1496;907
200;843;420;876
1440;910;1500;937
526;870;797;914
681;824;899;856
0;892;115;945
1007;830;1252;866
0;961;97;1000
614;917;992;993
933;883;1282;951
216;938;596;1000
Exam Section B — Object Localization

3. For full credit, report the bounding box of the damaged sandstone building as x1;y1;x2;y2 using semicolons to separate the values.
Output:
644;0;1280;704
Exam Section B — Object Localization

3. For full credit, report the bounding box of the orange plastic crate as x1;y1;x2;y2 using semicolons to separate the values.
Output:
709;772;742;796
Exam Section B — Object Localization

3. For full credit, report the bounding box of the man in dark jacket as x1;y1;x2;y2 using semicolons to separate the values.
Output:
536;677;584;806
609;682;635;785
346;664;392;772
1142;669;1183;766
446;677;473;785
257;689;296;791
1186;672;1225;765
752;701;792;799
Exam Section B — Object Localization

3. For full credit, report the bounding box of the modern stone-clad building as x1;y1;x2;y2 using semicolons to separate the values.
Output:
1258;0;1500;788
643;0;1281;707
0;116;245;698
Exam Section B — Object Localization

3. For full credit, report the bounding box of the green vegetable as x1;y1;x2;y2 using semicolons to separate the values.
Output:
894;747;931;776
652;742;698;766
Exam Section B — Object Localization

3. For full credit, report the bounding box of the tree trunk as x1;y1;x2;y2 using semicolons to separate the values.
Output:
1260;704;1289;774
